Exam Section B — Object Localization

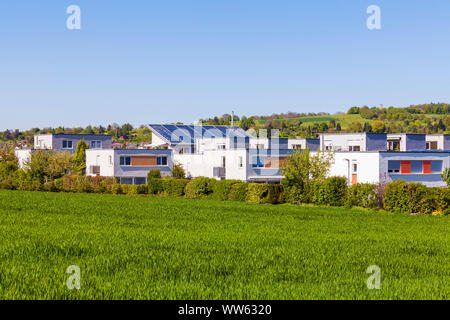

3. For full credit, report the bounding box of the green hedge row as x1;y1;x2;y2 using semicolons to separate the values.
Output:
0;173;448;215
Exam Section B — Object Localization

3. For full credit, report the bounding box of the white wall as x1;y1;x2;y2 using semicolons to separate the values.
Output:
34;135;53;149
86;149;115;177
426;135;444;150
320;134;367;151
327;152;380;184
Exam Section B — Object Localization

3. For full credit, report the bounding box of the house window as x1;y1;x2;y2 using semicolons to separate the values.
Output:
252;157;264;168
108;155;113;166
388;160;401;173
157;156;168;166
426;141;438;150
62;140;73;149
221;156;226;168
239;156;243;168
217;144;226;150
120;156;131;166
430;160;443;173
120;177;133;185
292;145;302;150
349;146;360;152
256;144;265;150
91;141;102;149
134;177;147;185
352;162;357;173
410;161;422;174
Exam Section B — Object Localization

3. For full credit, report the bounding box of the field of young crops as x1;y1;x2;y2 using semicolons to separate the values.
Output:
0;189;448;300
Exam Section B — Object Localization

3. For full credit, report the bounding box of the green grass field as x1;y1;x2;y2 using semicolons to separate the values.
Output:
0;189;448;300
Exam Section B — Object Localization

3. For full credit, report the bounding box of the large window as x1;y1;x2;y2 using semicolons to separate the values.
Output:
62;140;73;149
120;156;131;166
349;145;361;152
388;160;443;174
252;156;264;168
157;156;168;166
430;160;443;173
120;177;133;185
134;177;147;185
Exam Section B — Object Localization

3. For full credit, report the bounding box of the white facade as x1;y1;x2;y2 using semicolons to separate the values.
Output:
327;151;450;187
86;149;173;184
320;133;369;151
34;135;53;150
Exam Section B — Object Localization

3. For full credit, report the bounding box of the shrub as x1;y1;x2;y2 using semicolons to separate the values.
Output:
148;169;162;179
212;180;241;201
121;184;147;195
110;183;123;195
228;182;248;202
184;177;215;199
246;183;284;204
346;183;379;209
148;178;163;195
311;176;348;207
384;180;430;214
74;176;93;193
161;178;189;197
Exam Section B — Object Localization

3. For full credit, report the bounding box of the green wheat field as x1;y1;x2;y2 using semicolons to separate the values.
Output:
0;189;448;300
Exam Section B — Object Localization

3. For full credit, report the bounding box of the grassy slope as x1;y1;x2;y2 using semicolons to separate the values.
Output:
254;113;446;130
0;190;448;300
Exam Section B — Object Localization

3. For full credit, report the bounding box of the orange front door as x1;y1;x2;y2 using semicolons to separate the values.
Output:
351;174;357;185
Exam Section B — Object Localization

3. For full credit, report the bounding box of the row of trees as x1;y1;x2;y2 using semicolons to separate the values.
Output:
0;124;153;146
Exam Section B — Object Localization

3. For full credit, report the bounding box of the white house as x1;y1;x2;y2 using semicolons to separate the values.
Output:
86;149;173;185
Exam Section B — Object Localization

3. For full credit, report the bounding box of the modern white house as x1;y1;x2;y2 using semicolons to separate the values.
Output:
329;151;450;187
16;134;114;169
34;134;113;153
86;149;173;185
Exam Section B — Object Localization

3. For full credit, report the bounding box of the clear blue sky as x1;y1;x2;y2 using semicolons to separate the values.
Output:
1;0;449;130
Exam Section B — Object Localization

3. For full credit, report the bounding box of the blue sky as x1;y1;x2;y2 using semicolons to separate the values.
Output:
1;0;449;130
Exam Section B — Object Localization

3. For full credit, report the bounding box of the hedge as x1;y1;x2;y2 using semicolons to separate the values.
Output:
311;177;348;207
384;180;450;215
0;170;449;215
346;183;379;209
211;180;241;201
184;177;216;199
228;182;249;202
161;178;190;197
246;183;284;204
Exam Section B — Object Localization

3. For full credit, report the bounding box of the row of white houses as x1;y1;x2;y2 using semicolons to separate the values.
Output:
15;127;450;187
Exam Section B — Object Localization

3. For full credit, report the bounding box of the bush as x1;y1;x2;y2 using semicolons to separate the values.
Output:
228;182;249;202
74;176;93;193
383;180;440;215
346;183;379;209
161;178;189;197
184;177;215;199
246;183;284;204
110;183;123;195
148;169;162;179
311;177;348;207
212;180;241;201
148;178;163;195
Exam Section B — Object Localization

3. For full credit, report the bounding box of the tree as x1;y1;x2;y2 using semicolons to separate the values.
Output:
74;139;88;175
441;168;450;187
148;168;162;179
371;120;385;133
347;106;360;114
171;162;186;179
336;123;342;132
281;148;334;204
24;150;73;183
0;143;18;179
